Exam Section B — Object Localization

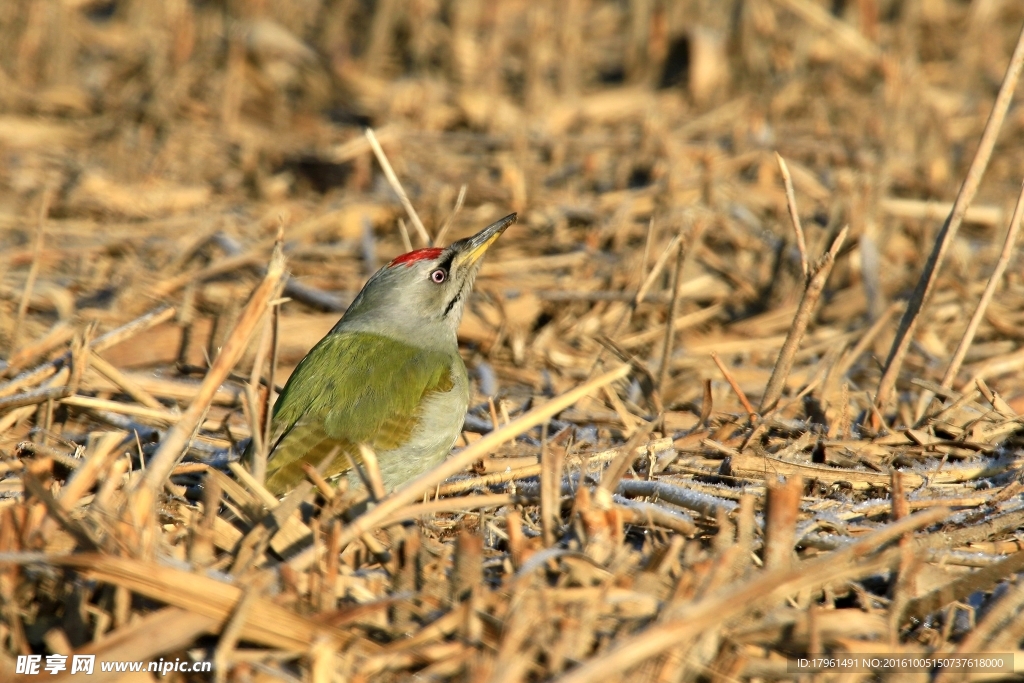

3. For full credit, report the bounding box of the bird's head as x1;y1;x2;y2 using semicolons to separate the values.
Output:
338;213;517;344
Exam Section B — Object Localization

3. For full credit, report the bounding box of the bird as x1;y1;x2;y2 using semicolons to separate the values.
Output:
246;212;517;496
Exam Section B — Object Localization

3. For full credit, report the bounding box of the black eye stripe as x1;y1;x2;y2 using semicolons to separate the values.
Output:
437;250;457;273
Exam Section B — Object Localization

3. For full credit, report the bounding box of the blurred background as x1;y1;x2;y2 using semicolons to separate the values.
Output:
2;0;1024;433
5;3;1024;681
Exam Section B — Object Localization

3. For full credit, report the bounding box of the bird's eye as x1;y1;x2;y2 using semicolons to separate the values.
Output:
430;268;447;284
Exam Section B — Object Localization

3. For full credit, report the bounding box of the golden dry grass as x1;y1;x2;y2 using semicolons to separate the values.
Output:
3;1;1024;681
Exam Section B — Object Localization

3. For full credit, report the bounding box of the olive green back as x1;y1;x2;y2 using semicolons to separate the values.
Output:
251;331;456;494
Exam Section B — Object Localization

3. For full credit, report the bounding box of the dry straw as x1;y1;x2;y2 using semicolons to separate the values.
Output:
2;2;1024;681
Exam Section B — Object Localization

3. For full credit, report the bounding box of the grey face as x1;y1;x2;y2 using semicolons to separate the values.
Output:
337;214;517;345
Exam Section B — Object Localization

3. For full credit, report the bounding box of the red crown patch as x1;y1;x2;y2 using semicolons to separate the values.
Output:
389;248;443;267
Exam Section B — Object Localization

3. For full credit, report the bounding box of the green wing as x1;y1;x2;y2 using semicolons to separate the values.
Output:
255;331;456;495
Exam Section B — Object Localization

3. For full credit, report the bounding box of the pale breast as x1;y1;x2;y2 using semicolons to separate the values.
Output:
373;360;470;491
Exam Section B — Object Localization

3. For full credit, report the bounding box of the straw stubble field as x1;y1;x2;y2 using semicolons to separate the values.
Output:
3;0;1024;681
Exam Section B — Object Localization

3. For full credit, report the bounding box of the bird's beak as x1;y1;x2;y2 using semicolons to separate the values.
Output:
453;213;517;269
